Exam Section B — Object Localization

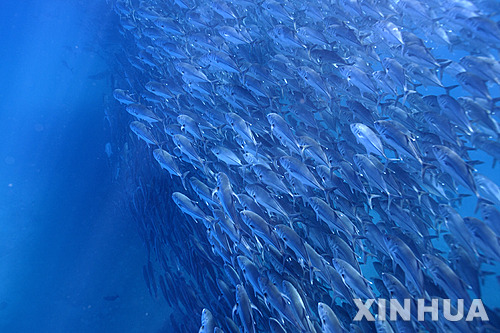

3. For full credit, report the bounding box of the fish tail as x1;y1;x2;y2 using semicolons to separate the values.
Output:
181;171;189;190
421;162;436;180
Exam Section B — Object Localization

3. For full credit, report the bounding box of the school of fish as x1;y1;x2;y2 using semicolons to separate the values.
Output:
108;0;500;331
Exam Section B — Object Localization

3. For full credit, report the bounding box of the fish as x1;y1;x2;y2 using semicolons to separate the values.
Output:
172;192;209;223
449;245;482;298
464;217;500;262
145;81;174;99
308;197;357;240
129;121;157;145
318;302;346;333
332;258;375;300
258;275;304;329
280;156;324;192
216;172;242;228
172;134;205;168
432;145;478;197
199;308;216;333
177;114;205;141
252;164;293;197
212;146;243;166
225;112;258;145
233;284;257;333
267;113;301;155
350;123;387;160
240;210;281;251
113;89;136;105
437;94;473;134
422;254;472;307
381;273;419;322
111;0;500;331
282;280;315;332
153;148;187;188
480;202;500;236
245;184;289;219
384;235;424;295
456;72;491;100
374;120;423;165
297;66;331;99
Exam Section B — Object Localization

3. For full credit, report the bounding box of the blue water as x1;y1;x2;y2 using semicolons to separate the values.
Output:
0;1;168;331
1;0;500;332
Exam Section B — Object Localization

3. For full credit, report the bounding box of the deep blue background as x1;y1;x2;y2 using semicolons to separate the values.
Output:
0;1;168;331
0;0;498;331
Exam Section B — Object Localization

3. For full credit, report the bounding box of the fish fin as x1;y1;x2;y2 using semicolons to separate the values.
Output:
255;142;262;157
368;194;380;209
202;160;211;176
468;160;484;166
308;265;315;285
281;294;292;307
361;250;376;264
251;304;262;317
401;89;416;106
421;162;436;180
211;187;219;203
181;171;189;190
444;84;458;95
232;304;238;321
437;58;452;70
